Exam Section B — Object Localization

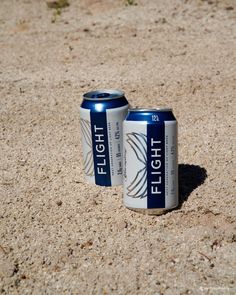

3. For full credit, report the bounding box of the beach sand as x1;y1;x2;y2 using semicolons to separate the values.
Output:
0;0;235;294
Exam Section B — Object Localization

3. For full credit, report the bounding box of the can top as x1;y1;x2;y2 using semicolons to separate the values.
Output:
83;89;125;101
129;107;172;112
126;107;176;122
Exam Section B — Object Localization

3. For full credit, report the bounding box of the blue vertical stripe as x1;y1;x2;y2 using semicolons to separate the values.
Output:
90;111;111;186
147;123;165;208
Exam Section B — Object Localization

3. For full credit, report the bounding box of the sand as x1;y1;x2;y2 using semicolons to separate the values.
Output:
0;0;235;294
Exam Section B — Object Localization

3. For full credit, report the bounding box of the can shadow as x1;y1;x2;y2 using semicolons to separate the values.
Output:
178;164;207;208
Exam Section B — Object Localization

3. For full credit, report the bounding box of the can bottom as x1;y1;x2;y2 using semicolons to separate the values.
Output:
126;206;177;216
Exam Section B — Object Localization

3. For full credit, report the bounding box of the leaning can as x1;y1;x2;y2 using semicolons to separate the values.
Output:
123;108;178;214
80;89;129;186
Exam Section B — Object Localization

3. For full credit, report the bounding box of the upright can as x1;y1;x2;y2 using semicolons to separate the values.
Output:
80;89;129;186
123;108;178;214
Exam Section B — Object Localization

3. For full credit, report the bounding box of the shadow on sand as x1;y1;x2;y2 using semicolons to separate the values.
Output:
178;164;207;208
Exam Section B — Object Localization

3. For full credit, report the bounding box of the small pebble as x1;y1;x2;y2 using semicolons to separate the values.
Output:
56;200;62;206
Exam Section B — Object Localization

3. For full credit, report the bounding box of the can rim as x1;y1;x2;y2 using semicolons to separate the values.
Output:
83;89;125;101
129;107;172;112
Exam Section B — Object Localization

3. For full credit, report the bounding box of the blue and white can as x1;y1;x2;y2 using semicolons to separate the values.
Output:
123;108;178;214
80;89;129;186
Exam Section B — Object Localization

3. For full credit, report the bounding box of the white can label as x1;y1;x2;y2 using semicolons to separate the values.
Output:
123;120;178;209
80;105;128;186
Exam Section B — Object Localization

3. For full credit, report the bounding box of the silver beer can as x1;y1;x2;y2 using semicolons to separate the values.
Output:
123;108;178;214
80;89;129;186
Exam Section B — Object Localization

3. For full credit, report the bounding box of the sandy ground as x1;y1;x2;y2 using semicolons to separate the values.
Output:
0;0;235;294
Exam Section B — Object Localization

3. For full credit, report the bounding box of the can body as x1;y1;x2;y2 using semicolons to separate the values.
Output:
80;89;129;186
123;108;178;214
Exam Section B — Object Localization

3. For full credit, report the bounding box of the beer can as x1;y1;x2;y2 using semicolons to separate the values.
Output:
123;108;178;214
80;89;129;186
